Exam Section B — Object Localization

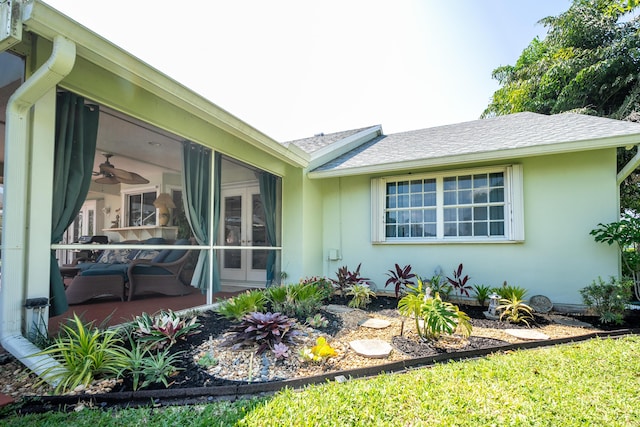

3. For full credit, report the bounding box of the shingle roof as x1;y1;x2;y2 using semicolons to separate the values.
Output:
282;127;376;154
310;112;640;176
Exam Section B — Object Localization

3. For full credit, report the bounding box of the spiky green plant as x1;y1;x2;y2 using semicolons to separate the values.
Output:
498;295;534;326
215;290;267;321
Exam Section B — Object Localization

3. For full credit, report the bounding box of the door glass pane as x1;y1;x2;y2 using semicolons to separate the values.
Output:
128;194;141;226
224;195;242;269
142;192;156;226
88;210;95;236
251;194;267;270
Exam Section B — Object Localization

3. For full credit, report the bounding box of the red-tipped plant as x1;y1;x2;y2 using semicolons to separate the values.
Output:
385;263;416;298
446;263;472;297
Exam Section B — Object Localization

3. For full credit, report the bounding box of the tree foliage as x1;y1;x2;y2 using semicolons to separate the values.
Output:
483;0;640;212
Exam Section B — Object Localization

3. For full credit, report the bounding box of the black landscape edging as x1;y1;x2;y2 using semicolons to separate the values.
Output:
14;328;639;413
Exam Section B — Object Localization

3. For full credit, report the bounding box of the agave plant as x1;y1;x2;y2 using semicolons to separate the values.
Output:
221;311;301;355
385;263;416;298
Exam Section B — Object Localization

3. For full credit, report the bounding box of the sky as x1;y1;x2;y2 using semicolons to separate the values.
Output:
44;0;572;142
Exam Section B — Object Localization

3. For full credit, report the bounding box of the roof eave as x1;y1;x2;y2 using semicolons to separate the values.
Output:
306;125;382;170
22;1;308;168
308;133;640;179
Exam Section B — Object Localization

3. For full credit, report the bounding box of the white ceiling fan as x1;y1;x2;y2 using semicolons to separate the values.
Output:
93;153;149;185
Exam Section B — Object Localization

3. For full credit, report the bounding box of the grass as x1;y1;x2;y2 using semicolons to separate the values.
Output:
2;336;639;426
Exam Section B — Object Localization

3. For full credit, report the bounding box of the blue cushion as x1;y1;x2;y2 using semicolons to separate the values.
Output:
144;237;166;245
151;249;172;263
80;263;129;277
130;265;172;276
162;239;191;263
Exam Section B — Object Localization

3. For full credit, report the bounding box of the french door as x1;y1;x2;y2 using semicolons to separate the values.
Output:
220;186;268;283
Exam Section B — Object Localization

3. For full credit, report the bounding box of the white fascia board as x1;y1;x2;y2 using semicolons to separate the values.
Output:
308;133;640;179
22;1;308;168
307;125;382;171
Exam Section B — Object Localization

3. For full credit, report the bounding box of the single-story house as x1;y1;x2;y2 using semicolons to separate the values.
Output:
1;0;640;375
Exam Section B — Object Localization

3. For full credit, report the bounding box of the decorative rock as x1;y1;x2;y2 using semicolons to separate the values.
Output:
325;304;356;314
529;295;553;313
349;339;393;358
360;318;391;329
505;329;550;340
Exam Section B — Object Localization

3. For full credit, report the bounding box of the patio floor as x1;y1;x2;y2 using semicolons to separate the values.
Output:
48;287;242;335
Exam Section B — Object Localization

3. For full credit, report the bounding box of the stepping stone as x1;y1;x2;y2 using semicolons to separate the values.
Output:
505;329;550;340
349;339;393;358
360;318;391;329
324;304;355;314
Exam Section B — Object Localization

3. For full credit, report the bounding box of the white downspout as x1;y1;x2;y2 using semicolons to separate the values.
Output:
0;35;76;382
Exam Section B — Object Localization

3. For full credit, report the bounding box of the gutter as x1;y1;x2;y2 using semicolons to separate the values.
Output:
0;35;76;384
617;145;640;185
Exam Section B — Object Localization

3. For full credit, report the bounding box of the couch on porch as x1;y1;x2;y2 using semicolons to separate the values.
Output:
65;238;194;304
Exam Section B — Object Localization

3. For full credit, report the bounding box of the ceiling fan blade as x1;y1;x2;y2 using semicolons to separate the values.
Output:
95;176;120;185
117;172;149;185
103;165;135;181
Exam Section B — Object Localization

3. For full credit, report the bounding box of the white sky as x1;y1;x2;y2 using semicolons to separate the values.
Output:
44;0;571;141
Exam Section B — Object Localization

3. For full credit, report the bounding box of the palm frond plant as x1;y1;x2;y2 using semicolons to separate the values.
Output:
473;284;493;307
498;295;534;326
215;289;267;321
385;263;417;298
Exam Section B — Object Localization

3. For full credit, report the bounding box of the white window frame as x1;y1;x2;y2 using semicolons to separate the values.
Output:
371;165;524;244
121;186;159;227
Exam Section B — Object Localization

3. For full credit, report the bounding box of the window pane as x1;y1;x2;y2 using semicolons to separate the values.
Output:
474;206;487;220
410;180;422;193
444;208;457;222
474;222;488;236
398;224;409;237
398;210;410;223
386;195;396;209
459;222;472;236
424;193;436;206
444;223;457;236
142;192;156;226
386;225;396;237
444;191;456;205
489;173;504;187
424;179;436;192
410;210;423;223
473;174;487;187
443;177;457;191
490;221;505;236
490;206;504;220
424;224;436;237
410;194;422;207
387;182;397;195
398;195;410;208
459;207;472;221
386;211;397;224
424;209;436;222
411;224;423;237
489;188;504;203
458;190;472;204
473;189;488;203
398;181;409;194
458;175;472;189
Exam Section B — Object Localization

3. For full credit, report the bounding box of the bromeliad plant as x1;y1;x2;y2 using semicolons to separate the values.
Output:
134;310;201;350
221;311;301;356
385;263;417;298
398;278;472;341
346;283;376;309
498;295;534;326
446;263;473;297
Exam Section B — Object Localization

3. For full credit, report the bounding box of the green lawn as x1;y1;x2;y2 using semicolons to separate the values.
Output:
2;336;639;426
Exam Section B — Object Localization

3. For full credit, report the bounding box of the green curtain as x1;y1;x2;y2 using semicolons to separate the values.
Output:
258;172;278;286
181;142;220;292
50;92;99;316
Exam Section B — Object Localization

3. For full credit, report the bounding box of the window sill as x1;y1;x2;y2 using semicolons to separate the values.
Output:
373;238;523;245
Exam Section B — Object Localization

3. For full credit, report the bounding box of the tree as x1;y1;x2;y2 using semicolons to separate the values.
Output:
483;0;640;212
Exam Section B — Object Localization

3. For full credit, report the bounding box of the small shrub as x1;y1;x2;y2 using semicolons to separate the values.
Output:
221;312;300;355
498;295;534;326
398;278;472;340
267;282;326;319
31;313;128;393
580;276;633;325
385;263;416;298
446;263;472;297
299;337;337;362
300;276;335;300
427;274;453;300
333;263;369;296
473;284;492;306
346;283;376;308
133;310;201;350
215;290;267;321
493;282;527;301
